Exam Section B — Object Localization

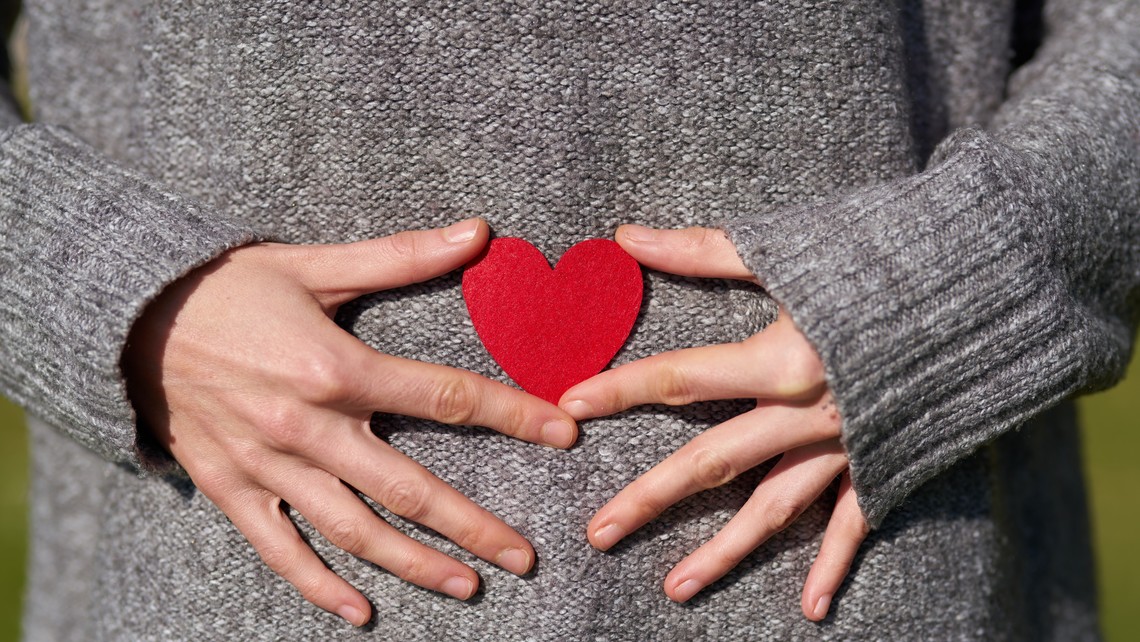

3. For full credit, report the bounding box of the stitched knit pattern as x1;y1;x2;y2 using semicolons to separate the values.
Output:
2;0;1135;639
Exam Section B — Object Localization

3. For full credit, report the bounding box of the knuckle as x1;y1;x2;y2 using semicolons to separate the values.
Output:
323;517;370;554
380;477;433;522
294;574;333;607
696;226;722;250
654;362;696;406
689;447;736;489
629;489;670;524
292;350;351;405
764;495;807;532
449;516;488;553
383;230;424;273
393;552;432;586
227;439;276;477
429;375;480;425
499;402;528;439
258;542;301;575
259;403;311;451
713;545;749;570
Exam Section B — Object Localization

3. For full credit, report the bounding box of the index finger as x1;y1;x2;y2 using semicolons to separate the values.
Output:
337;341;579;449
586;401;837;551
559;314;825;419
305;427;536;578
615;225;756;281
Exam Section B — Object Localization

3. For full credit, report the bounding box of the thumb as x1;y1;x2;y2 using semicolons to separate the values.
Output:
615;225;757;282
296;218;490;305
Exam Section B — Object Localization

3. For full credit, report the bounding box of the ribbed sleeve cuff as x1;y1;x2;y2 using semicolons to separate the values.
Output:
0;124;261;469
724;129;1101;526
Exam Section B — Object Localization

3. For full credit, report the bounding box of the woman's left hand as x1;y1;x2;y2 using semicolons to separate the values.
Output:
558;225;869;621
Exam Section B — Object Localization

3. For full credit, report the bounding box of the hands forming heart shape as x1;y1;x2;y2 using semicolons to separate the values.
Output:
464;226;868;621
126;218;866;628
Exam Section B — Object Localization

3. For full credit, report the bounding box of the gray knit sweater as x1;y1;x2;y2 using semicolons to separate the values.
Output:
1;0;1137;640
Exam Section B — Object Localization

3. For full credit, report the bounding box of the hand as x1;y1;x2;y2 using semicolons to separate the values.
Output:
558;225;868;621
122;218;579;626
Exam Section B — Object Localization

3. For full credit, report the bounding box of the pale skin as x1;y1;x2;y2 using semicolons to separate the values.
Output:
559;224;870;621
123;217;866;627
122;218;581;627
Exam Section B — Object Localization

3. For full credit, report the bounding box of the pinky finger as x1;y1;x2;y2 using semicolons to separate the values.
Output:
228;489;373;627
801;473;869;621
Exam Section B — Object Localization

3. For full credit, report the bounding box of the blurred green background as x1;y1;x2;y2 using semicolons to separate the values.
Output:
1;353;1137;640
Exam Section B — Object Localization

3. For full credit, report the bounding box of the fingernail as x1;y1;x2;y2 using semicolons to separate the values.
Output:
336;604;367;627
541;419;575;448
592;523;625;550
443;218;480;243
442;576;476;600
621;224;658;242
813;594;832;619
561;399;594;421
495;547;533;575
673;579;702;602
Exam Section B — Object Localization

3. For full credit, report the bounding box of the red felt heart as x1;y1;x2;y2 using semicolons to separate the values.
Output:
462;237;644;404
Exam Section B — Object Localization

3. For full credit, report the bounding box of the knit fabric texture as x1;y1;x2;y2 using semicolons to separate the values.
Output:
1;0;1137;640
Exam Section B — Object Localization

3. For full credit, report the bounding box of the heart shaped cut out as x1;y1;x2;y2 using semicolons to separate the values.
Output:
462;237;643;404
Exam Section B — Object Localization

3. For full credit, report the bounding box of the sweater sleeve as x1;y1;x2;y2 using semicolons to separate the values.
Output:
0;122;261;468
724;0;1139;527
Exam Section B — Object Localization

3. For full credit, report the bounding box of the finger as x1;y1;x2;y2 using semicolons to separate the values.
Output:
308;426;536;576
562;342;773;416
587;403;839;551
266;465;486;599
217;487;374;627
344;346;577;448
663;441;849;603
559;314;825;419
615;225;755;281
288;218;490;305
801;472;868;621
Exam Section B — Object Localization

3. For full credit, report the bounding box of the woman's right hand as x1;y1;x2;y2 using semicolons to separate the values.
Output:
122;218;578;627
